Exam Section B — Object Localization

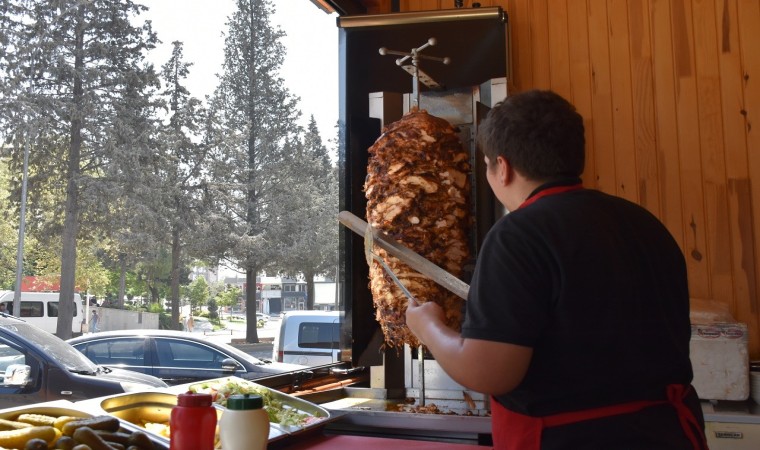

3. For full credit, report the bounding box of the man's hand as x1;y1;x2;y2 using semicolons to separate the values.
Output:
404;296;533;395
405;297;446;346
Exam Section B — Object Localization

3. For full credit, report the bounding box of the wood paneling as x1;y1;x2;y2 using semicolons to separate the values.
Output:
395;0;760;358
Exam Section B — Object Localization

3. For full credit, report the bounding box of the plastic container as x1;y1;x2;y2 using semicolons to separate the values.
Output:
170;391;217;450
220;393;269;450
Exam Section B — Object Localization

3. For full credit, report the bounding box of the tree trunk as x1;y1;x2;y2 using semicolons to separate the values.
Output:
170;225;181;329
118;253;126;309
56;21;85;340
305;270;315;310
245;267;260;343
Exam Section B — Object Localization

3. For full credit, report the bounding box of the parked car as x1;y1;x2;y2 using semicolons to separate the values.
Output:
273;311;341;366
67;330;307;386
0;314;167;409
256;313;269;323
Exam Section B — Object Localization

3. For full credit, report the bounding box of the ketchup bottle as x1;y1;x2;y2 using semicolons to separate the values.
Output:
170;391;217;450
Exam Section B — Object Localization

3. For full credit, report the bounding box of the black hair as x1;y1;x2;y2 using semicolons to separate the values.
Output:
477;90;585;180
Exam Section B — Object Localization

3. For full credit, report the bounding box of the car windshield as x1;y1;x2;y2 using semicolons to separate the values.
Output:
0;323;97;374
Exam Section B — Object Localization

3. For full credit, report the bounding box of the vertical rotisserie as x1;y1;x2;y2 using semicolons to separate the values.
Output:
364;109;471;348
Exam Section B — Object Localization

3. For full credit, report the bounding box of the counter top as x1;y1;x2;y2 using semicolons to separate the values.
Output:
702;400;760;424
274;434;487;450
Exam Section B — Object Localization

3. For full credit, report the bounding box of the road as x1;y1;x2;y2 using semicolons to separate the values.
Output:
197;315;278;361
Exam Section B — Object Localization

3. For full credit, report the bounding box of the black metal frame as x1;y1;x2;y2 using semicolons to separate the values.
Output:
335;8;508;367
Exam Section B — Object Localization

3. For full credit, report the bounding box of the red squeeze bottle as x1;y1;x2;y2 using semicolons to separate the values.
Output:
170;391;217;450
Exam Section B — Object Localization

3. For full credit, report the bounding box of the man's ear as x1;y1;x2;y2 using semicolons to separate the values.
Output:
497;156;511;186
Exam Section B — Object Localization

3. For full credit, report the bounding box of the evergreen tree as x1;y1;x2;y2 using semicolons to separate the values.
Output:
155;41;215;330
210;0;301;342
0;0;159;338
279;116;338;309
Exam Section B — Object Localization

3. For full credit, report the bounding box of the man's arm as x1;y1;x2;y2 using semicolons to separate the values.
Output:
406;299;532;395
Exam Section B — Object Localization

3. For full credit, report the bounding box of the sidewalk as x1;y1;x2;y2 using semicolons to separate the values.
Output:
197;317;278;348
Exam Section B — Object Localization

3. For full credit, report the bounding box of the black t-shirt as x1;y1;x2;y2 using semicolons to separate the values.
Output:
462;182;699;445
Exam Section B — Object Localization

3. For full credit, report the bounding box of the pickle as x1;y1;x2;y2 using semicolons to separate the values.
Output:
54;435;77;450
54;416;81;431
127;431;154;450
94;430;130;446
16;414;57;427
0;418;32;431
72;427;117;450
0;425;57;448
24;438;48;450
62;416;120;437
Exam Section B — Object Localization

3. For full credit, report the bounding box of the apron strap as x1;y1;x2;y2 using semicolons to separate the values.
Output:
666;384;709;450
491;384;707;450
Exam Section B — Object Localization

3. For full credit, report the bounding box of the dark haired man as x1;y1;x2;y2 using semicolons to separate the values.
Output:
406;90;707;449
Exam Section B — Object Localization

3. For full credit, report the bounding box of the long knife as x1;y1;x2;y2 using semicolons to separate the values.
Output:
338;210;470;301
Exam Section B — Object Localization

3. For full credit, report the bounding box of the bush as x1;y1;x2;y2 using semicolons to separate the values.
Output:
149;303;178;330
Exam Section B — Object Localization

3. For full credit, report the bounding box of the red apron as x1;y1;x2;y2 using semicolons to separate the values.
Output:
490;384;707;450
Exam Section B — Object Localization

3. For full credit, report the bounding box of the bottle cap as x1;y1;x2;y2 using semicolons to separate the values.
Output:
177;391;213;407
226;393;264;410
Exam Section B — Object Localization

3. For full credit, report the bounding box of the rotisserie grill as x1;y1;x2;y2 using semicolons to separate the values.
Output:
364;109;471;349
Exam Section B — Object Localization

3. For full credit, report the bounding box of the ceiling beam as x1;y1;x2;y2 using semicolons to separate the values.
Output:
312;0;367;15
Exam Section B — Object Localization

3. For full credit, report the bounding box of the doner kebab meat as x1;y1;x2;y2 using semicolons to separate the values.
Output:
364;109;471;349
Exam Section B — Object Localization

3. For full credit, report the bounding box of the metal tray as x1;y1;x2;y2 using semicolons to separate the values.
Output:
185;376;333;436
93;378;334;447
0;400;169;449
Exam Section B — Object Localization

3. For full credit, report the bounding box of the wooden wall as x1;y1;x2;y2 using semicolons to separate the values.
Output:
378;0;760;358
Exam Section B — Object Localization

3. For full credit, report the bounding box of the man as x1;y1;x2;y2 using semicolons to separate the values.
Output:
90;309;100;333
405;90;707;449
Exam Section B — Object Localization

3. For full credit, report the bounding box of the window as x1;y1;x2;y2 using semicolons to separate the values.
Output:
8;302;44;318
77;338;145;366
155;338;228;369
48;302;78;318
298;322;339;348
0;344;25;380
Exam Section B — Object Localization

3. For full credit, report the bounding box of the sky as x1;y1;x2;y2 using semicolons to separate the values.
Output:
139;0;339;146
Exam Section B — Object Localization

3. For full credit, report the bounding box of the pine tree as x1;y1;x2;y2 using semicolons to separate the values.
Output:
210;0;301;342
279;116;338;309
0;0;159;338
151;41;215;329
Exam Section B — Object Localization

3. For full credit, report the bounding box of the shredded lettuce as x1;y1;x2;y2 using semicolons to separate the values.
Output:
190;379;310;427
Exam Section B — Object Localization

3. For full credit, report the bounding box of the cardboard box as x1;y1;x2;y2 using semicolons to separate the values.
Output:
690;323;749;401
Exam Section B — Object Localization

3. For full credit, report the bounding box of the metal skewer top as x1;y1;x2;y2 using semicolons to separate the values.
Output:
379;38;451;109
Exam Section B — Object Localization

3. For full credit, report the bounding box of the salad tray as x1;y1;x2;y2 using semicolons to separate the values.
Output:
186;376;333;437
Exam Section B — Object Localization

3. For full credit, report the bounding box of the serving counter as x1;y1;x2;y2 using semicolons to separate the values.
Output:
273;434;486;450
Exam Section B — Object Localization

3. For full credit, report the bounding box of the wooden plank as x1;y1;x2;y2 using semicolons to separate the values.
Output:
718;0;759;357
529;0;551;88
627;0;660;215
692;0;734;308
547;0;571;97
565;0;595;185
671;0;710;299
508;0;533;92
587;0;616;193
650;0;685;250
607;0;638;203
737;0;760;346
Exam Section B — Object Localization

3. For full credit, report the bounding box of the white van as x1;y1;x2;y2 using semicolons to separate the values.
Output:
272;311;341;366
0;291;85;336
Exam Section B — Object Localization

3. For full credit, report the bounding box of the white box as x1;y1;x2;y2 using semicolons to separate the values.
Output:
690;323;750;401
